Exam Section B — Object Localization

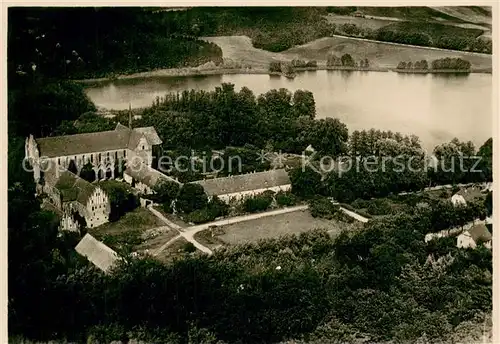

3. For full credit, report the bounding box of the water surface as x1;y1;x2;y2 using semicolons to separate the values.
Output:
85;70;492;151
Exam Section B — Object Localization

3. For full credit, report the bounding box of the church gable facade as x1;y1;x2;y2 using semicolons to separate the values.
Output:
42;169;111;230
25;123;162;183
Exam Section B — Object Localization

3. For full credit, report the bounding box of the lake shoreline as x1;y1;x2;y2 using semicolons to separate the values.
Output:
392;69;488;74
75;67;268;84
76;65;491;84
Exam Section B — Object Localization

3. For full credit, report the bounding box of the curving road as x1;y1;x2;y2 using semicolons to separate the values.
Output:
150;205;310;256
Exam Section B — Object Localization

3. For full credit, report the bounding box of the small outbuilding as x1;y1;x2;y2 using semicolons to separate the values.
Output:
75;233;120;273
456;223;492;249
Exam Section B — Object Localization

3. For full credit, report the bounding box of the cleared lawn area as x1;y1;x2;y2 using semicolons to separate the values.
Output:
202;36;288;68
137;228;180;253
90;207;164;235
194;229;226;251
285;36;491;69
89;207;168;252
213;209;358;246
152;205;189;228
428;6;491;25
155;236;197;263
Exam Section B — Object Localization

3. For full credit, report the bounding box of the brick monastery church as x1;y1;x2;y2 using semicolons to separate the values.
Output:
25;120;165;231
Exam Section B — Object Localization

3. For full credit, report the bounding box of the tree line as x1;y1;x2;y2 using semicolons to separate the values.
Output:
327;53;370;68
375;21;491;53
397;58;471;71
290;130;492;204
431;57;472;70
331;20;491;54
138;83;349;156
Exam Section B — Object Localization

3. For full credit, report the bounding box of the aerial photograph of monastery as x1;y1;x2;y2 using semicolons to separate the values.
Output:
7;5;494;344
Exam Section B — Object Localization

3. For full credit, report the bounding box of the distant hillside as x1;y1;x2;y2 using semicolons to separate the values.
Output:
8;7;492;81
356;6;470;22
430;6;492;25
354;6;491;25
204;35;492;70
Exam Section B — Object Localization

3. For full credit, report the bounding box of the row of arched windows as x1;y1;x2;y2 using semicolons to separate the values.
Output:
56;150;128;166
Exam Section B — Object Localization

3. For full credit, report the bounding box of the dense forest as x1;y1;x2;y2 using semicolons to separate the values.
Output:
9;177;493;343
8;7;223;80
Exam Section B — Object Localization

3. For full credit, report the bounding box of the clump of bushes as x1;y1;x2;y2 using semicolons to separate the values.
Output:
186;208;214;224
243;194;274;213
186;196;230;224
396;59;429;70
308;196;339;219
351;199;369;209
432;57;471;70
338;23;363;36
176;183;208;214
305;60;317;68
292;59;318;68
182;242;197;253
269;61;282;73
276;191;297;207
99;180;140;222
366;198;394;216
350;198;396;216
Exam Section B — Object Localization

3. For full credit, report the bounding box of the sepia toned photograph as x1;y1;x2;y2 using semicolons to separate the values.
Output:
6;4;495;343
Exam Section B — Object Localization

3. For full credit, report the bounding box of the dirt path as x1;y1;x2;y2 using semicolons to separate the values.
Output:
152;234;182;256
340;207;369;223
147;206;183;230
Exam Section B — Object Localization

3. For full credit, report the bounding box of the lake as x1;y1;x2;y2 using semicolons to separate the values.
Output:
85;70;492;152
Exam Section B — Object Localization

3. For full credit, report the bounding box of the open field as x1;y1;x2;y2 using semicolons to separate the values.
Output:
355;6;473;23
90;207;164;235
203;36;289;68
136;228;179;253
154;236;196;263
204;35;491;71
209;209;359;246
285;36;491;69
429;6;492;25
193;229;226;251
152;205;189;228
324;13;396;30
